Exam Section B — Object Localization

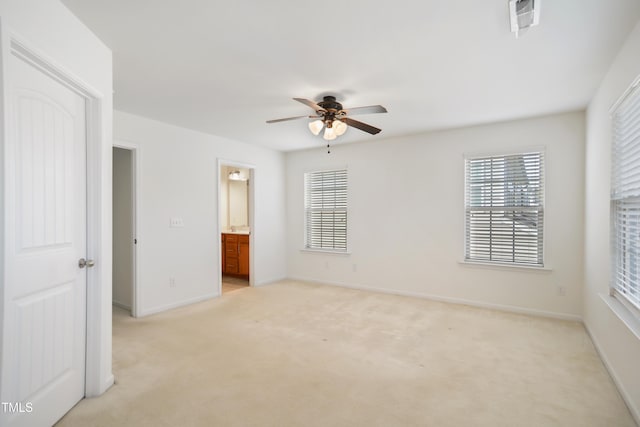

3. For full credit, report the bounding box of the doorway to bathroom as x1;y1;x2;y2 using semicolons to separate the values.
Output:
219;162;254;295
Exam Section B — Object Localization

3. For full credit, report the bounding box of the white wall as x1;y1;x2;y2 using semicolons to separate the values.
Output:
114;111;287;316
113;147;133;310
0;0;113;396
584;20;640;422
287;112;585;319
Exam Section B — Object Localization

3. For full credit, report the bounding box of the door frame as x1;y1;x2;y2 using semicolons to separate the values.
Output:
217;159;256;295
113;140;140;318
0;26;113;399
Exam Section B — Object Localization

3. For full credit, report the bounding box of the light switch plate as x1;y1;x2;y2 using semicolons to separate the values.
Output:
170;217;184;228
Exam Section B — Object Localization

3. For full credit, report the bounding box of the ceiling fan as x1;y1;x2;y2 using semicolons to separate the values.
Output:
266;96;388;143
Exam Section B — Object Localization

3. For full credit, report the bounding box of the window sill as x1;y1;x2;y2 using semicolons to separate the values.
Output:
458;260;552;272
600;293;640;341
300;248;351;256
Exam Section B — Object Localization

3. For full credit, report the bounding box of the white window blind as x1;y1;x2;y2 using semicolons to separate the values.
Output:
465;152;544;266
304;169;347;251
612;82;640;312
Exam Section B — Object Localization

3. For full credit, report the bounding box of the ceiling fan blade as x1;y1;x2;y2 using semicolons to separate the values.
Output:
343;117;382;135
293;98;326;113
342;105;388;115
266;115;319;124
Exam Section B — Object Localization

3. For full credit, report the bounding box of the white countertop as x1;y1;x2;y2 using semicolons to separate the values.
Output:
222;230;250;235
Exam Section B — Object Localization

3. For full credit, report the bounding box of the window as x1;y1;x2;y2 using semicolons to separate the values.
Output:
465;151;544;266
304;169;347;251
612;81;640;313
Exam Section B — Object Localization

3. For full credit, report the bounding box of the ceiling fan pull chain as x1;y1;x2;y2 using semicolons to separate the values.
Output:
327;143;331;154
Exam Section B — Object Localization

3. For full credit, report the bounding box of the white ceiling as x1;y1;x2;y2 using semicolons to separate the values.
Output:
61;0;640;152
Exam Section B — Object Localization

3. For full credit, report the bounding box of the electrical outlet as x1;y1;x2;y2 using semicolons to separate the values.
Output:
169;277;176;288
556;285;566;296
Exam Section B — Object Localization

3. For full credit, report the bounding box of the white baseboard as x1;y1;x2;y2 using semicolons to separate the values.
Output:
86;373;114;398
255;276;287;287
137;292;218;317
583;321;640;425
103;374;115;394
112;300;131;311
288;276;582;322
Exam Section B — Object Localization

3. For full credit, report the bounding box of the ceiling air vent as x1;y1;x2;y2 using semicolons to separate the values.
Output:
509;0;541;38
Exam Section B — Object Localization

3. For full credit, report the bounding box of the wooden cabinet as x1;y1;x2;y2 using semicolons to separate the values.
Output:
224;234;239;274
222;233;249;279
238;237;249;276
221;234;226;274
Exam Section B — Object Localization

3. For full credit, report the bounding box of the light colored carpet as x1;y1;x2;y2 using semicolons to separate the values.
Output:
222;275;250;294
57;280;634;426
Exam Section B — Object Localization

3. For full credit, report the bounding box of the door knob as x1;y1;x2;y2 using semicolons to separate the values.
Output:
78;258;95;268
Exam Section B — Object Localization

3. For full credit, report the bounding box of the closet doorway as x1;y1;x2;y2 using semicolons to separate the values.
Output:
218;161;255;295
113;144;138;316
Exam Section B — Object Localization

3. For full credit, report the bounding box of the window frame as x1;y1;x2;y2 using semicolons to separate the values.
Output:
303;168;349;254
463;149;546;268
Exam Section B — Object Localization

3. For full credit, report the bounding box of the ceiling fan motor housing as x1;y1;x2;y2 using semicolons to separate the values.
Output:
317;96;343;113
317;96;344;126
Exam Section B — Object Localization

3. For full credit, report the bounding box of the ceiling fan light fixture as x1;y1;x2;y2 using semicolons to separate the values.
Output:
308;119;324;136
333;119;347;136
267;96;387;148
323;126;337;141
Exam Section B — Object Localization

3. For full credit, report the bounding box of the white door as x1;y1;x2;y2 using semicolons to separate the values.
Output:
1;51;88;426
